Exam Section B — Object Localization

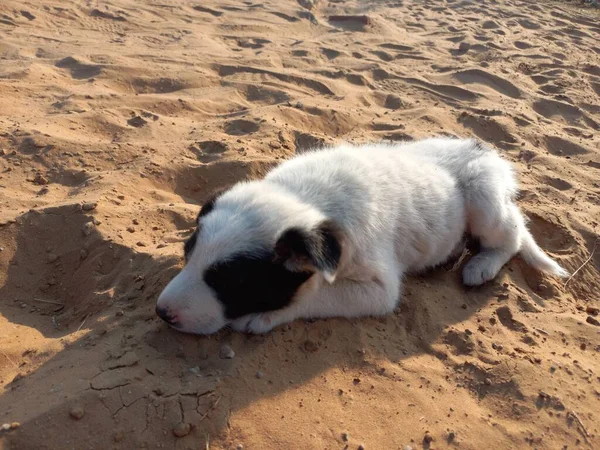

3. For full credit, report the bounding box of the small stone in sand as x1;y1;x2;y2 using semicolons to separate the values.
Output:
358;444;366;450
447;431;456;442
586;306;599;316
10;422;20;429
82;202;97;211
219;344;235;359
423;432;434;444
69;406;85;420
1;424;10;431
113;431;124;442
82;222;95;236
484;378;492;385
172;422;191;437
33;174;49;185
586;316;600;326
341;432;349;442
256;371;264;379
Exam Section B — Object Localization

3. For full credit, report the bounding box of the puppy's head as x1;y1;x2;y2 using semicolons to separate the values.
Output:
155;182;343;334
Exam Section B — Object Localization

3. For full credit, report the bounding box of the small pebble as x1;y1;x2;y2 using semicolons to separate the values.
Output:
172;422;191;437
586;306;599;316
256;371;264;379
358;444;366;450
236;445;244;450
82;222;95;236
586;316;600;326
188;366;200;375
82;202;97;211
448;431;456;442
341;432;349;442
69;406;85;420
423;432;434;444
153;387;164;396
113;431;124;442
47;253;58;263
303;339;319;352
219;344;235;359
1;423;10;431
484;378;492;385
10;422;20;430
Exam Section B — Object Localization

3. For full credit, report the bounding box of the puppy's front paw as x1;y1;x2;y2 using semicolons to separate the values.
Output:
245;313;277;334
231;312;278;334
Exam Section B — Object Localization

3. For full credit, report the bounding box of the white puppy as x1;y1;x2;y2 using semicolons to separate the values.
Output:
156;137;568;335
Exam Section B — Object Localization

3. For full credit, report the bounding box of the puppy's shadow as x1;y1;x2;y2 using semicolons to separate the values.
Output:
0;218;503;449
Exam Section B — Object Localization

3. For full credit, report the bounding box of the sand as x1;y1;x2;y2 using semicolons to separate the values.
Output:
1;0;599;448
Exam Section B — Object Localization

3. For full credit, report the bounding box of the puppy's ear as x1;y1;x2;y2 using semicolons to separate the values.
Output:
274;220;343;283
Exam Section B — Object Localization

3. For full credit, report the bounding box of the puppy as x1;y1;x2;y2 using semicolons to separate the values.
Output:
156;137;568;334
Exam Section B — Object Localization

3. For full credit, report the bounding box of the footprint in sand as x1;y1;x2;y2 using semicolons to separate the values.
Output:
55;56;102;79
224;119;260;136
458;112;516;148
188;141;228;163
532;98;584;125
544;135;589;157
525;212;577;253
294;132;326;154
452;69;522;98
541;176;573;191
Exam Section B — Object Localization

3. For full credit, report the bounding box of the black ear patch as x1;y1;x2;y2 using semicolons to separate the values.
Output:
274;220;342;277
185;188;229;263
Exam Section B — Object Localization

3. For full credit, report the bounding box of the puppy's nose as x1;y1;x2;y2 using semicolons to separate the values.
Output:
156;305;176;324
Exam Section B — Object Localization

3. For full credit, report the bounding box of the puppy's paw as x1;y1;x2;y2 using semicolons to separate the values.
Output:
245;313;278;334
231;312;279;334
462;254;500;286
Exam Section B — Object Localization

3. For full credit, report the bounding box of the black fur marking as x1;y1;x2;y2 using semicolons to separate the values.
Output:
183;228;199;263
185;188;229;263
275;220;342;273
196;188;227;222
204;252;313;319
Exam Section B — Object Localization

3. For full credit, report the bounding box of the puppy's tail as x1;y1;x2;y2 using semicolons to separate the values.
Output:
519;230;569;278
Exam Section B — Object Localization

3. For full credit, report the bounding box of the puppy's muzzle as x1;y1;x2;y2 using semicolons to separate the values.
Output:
155;305;178;326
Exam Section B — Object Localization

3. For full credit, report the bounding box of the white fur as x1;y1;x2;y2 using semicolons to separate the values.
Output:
157;137;568;334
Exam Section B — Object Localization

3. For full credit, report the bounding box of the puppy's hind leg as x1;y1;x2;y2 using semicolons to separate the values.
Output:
462;157;523;286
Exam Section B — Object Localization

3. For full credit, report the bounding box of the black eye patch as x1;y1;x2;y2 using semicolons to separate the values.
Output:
203;252;313;319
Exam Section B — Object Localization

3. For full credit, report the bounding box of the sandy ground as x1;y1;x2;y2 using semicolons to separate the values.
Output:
1;0;599;449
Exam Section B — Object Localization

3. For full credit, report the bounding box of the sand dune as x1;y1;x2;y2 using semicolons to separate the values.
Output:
0;0;599;448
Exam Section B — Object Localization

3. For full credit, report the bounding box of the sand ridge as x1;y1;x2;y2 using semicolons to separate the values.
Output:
0;0;599;448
